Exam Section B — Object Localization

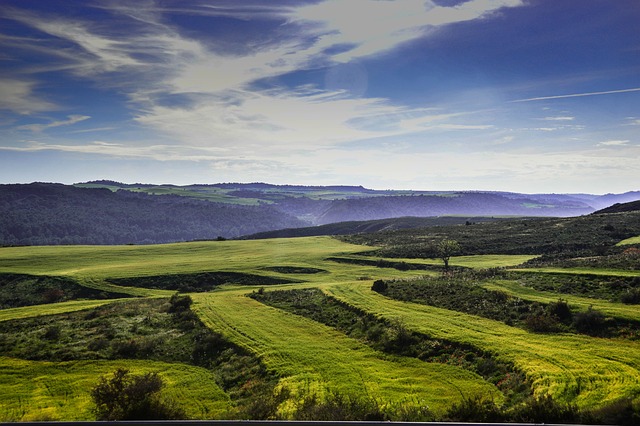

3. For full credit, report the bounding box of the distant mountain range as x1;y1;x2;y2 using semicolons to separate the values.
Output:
1;181;639;245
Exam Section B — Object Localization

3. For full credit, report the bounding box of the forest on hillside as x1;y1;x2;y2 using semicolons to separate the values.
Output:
2;182;640;246
0;183;305;245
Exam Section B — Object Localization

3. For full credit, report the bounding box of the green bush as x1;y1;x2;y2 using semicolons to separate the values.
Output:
573;307;608;335
621;288;640;304
546;298;573;324
510;394;579;423
525;313;561;333
443;396;504;422
585;397;640;425
91;368;185;420
291;391;387;421
371;279;388;293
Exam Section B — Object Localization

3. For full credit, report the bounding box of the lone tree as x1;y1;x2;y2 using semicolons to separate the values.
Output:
91;368;185;420
437;239;460;270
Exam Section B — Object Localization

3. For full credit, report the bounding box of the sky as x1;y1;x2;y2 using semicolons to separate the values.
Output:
1;0;639;193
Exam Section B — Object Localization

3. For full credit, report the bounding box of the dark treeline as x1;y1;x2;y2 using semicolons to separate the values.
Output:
0;183;305;245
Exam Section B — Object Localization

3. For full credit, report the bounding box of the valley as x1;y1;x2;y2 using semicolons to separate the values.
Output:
1;205;639;422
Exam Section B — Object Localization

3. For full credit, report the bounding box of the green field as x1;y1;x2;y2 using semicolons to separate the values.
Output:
375;254;539;269
481;279;640;322
618;235;640;246
325;281;640;407
0;358;230;421
1;237;639;421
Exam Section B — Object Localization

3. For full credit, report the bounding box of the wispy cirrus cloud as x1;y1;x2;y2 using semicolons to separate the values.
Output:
512;87;640;103
135;88;488;152
5;10;141;76
3;0;522;151
0;140;228;161
289;0;524;62
18;115;91;132
0;78;58;114
541;116;574;121
598;139;630;146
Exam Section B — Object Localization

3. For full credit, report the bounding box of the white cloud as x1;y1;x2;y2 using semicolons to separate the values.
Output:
0;78;57;114
0;140;228;162
3;0;527;187
135;88;485;151
168;41;312;95
289;0;524;62
542;116;574;121
598;139;630;146
18;115;91;132
5;0;520;149
6;12;140;76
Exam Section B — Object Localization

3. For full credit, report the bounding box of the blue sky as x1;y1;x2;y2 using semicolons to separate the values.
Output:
1;0;639;193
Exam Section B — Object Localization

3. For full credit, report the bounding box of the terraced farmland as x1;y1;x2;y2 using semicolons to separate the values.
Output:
0;236;639;421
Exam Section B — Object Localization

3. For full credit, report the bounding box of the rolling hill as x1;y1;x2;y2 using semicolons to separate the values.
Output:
2;181;640;245
0;183;305;245
595;200;640;214
0;227;639;421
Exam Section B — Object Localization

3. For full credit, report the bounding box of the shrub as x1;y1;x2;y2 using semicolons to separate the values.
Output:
43;288;65;303
371;280;388;293
91;368;185;420
291;391;387;421
240;383;289;420
167;293;192;313
621;288;640;304
546;298;573;323
42;325;61;340
525;313;560;333
443;396;504;422
510;394;579;423
573;307;608;335
585;397;640;425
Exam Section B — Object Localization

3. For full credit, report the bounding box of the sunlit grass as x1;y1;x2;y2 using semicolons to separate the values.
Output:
0;237;371;279
325;280;640;409
0;299;127;323
369;254;539;268
617;235;640;246
0;357;231;422
191;290;499;416
1;237;639;416
482;279;640;322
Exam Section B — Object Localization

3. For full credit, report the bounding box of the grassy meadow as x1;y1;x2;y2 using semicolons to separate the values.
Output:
0;357;231;421
618;235;640;246
1;236;639;421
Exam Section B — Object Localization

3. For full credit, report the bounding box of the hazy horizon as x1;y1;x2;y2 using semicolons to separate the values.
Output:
4;179;639;197
1;1;639;193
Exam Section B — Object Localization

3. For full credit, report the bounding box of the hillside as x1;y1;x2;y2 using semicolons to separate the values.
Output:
595;200;640;214
1;233;639;422
0;183;305;245
2;181;640;245
243;216;519;239
340;211;640;258
79;181;640;225
313;192;592;224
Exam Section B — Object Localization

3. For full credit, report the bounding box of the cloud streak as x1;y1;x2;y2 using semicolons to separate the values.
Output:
0;78;58;114
18;115;91;132
512;87;640;103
